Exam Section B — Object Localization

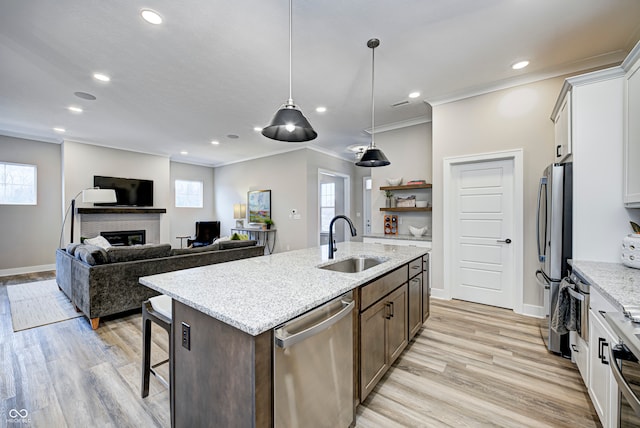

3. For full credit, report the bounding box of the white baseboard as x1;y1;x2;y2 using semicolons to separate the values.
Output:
430;288;450;300
520;303;546;319
0;264;55;278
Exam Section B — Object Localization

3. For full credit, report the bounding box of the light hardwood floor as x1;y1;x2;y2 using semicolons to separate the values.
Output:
1;273;600;427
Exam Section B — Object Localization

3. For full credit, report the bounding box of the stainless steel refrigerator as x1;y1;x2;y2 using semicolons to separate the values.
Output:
535;162;572;357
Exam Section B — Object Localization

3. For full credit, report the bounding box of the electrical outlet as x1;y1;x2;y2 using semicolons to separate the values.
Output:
181;322;191;350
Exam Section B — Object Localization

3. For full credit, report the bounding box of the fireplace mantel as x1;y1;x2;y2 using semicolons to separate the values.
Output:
77;207;166;214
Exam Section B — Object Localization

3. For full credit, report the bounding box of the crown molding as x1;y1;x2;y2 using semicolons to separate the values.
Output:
0;128;62;144
364;116;431;135
427;49;627;106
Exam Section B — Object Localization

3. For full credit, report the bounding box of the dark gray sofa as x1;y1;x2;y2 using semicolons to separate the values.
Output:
55;242;264;329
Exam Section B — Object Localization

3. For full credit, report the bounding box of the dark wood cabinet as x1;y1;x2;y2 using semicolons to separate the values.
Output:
423;254;430;323
408;274;422;339
360;283;408;400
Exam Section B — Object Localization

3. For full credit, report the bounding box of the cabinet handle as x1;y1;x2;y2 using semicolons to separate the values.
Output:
601;342;610;365
411;265;420;270
598;310;606;318
571;344;579;353
556;145;562;158
598;337;605;359
384;302;391;319
389;302;394;318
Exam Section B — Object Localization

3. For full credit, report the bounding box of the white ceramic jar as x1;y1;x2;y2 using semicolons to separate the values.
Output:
622;234;640;269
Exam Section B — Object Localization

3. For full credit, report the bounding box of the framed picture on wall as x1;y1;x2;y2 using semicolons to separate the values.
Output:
248;189;271;224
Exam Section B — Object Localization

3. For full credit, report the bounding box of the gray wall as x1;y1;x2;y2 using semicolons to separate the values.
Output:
0;135;61;274
370;122;432;235
213;148;359;252
61;141;171;244
169;161;216;248
431;76;564;311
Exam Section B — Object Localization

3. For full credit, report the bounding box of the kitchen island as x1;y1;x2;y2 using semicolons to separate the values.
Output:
140;242;429;427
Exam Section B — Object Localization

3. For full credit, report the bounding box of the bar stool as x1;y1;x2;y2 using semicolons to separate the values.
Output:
141;295;172;398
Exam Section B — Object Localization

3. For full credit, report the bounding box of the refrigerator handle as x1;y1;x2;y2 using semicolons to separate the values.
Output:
536;177;547;262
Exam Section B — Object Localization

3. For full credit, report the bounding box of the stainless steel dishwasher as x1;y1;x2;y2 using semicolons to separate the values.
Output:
274;290;354;427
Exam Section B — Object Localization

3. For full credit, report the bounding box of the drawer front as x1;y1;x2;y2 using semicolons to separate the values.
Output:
361;265;408;310
409;257;422;279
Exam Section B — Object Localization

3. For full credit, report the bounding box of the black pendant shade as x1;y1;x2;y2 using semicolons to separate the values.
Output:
262;104;317;142
356;38;390;168
355;147;390;167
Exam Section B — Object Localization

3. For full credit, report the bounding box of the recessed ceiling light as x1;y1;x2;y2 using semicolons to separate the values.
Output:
253;127;263;132
512;60;530;70
408;92;420;99
68;106;83;113
211;140;220;145
316;106;327;113
141;9;163;25
53;127;66;133
180;151;188;155
93;73;110;82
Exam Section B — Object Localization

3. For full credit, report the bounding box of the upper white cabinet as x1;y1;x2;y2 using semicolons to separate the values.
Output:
552;89;572;162
623;43;640;207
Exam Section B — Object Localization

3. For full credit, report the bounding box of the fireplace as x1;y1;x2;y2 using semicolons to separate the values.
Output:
101;230;146;246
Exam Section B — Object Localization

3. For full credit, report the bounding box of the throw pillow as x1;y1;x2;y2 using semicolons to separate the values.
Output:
231;233;249;241
84;235;112;249
74;244;109;265
106;244;172;263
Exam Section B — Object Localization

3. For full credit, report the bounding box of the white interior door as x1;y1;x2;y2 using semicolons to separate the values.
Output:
451;159;515;309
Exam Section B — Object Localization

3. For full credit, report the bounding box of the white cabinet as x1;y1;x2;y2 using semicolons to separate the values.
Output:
552;89;572;161
570;330;589;386
587;287;619;428
624;43;640;207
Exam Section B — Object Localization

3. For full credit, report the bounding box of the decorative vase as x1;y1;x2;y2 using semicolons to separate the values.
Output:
622;234;640;269
385;197;391;208
391;197;396;208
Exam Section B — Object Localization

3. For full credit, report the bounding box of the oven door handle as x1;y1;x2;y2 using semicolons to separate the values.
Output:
609;345;640;415
566;286;585;302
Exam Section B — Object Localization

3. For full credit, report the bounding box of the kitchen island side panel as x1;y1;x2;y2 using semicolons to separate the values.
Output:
172;300;273;428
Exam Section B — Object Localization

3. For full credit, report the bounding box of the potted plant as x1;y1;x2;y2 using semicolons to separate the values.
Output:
384;190;394;208
264;218;274;230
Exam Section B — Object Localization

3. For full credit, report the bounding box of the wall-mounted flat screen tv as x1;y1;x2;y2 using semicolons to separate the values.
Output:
93;175;154;207
248;189;271;224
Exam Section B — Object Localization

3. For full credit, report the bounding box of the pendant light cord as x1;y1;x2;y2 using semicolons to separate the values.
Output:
370;43;376;148
288;0;293;105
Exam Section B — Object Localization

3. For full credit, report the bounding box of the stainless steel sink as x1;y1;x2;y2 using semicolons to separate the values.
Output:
318;256;388;273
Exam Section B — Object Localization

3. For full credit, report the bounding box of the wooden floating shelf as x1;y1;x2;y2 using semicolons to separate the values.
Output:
380;184;432;191
380;207;432;212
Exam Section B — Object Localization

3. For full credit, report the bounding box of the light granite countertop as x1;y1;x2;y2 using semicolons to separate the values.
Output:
140;242;429;336
570;260;640;312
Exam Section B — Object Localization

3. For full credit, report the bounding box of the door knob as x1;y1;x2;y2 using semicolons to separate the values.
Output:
497;238;512;244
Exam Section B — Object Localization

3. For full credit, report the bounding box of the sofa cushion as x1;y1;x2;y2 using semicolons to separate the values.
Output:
218;240;258;250
75;244;109;265
106;244;172;263
170;245;217;256
66;242;82;256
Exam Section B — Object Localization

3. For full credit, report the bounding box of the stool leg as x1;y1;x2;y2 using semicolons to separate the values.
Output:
141;317;152;398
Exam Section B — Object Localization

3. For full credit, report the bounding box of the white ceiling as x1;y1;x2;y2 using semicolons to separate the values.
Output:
1;0;639;166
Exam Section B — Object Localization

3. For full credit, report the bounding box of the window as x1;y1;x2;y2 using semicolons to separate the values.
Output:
320;182;335;233
175;179;203;208
0;162;36;205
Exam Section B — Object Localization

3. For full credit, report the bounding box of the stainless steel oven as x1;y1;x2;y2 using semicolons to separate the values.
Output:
605;312;640;427
566;271;590;341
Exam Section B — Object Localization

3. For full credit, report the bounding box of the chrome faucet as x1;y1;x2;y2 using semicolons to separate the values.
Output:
328;215;357;259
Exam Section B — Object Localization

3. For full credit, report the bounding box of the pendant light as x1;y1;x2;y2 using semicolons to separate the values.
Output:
262;0;317;142
356;38;390;167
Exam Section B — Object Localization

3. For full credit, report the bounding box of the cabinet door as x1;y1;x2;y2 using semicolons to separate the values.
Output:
624;58;640;207
588;309;613;426
360;298;388;400
408;275;422;339
386;284;408;365
554;92;571;161
422;256;430;322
